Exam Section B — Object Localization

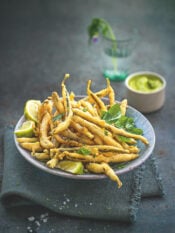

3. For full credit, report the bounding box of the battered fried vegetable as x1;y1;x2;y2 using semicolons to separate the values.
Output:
17;137;38;143
106;123;149;145
53;151;139;164
78;99;99;116
70;120;94;139
47;158;58;168
52;75;73;134
106;78;115;106
120;99;128;116
86;163;122;188
50;145;129;154
73;108;105;128
38;99;53;123
39;112;54;149
86;80;107;114
52;91;64;114
20;142;43;152
32;152;50;160
73;115;123;148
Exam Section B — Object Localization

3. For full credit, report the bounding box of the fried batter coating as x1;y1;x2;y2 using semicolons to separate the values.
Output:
20;142;43;153
17;137;38;143
39;112;54;149
86;163;122;188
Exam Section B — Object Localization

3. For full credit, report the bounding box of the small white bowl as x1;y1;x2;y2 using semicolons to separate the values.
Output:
125;71;166;113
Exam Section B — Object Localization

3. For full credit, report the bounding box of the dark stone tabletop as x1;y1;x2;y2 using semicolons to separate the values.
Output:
0;0;175;232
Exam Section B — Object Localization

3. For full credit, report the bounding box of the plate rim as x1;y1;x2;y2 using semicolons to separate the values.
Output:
14;99;155;179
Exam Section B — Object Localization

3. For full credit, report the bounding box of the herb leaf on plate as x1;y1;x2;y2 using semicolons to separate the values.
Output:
101;103;121;123
77;147;91;156
101;103;143;142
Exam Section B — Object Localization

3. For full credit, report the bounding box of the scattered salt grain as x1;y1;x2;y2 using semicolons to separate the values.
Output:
35;220;40;227
49;229;55;233
27;216;35;222
27;212;49;232
27;226;33;232
42;218;48;223
40;213;49;219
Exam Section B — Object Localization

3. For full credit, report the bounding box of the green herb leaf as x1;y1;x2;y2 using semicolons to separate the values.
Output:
101;103;121;123
113;162;127;169
114;116;143;135
82;107;88;112
76;147;90;155
53;113;64;122
116;135;133;143
129;127;143;135
101;103;143;136
104;129;109;136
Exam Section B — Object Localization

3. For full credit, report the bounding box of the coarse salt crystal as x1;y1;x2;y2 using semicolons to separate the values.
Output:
40;213;49;219
43;218;48;223
35;220;40;227
27;226;33;232
27;216;35;222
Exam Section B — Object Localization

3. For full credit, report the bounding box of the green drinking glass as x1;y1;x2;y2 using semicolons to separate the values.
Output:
102;27;138;81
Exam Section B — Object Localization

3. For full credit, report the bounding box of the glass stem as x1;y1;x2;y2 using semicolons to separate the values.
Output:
111;49;117;71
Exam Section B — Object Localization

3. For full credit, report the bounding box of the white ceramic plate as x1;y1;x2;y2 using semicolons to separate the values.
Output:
14;102;155;180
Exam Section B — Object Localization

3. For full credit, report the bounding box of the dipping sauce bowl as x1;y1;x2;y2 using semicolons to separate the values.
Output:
125;71;166;113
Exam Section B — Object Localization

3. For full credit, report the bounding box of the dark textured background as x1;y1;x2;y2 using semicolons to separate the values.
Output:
0;0;175;232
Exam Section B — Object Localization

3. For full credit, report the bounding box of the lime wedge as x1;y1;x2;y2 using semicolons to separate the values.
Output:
57;160;84;175
15;120;35;137
24;100;41;123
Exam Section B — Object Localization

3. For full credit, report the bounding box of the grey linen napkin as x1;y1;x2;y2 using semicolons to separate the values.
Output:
0;128;164;223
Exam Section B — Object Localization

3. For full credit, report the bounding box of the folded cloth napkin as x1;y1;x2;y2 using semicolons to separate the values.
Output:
0;128;164;223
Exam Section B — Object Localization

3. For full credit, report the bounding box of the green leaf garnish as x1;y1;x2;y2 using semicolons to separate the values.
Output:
101;103;121;123
76;147;91;155
104;129;109;136
53;113;64;122
82;107;88;112
116;135;133;143
114;115;143;135
112;162;127;169
101;104;143;139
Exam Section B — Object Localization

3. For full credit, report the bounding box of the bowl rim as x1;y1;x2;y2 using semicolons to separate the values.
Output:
125;71;166;95
14;97;155;180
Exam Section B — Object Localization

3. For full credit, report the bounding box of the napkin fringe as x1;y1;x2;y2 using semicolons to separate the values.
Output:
150;156;165;196
129;166;144;222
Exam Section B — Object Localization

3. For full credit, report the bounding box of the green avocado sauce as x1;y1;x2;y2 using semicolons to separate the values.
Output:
129;75;163;93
